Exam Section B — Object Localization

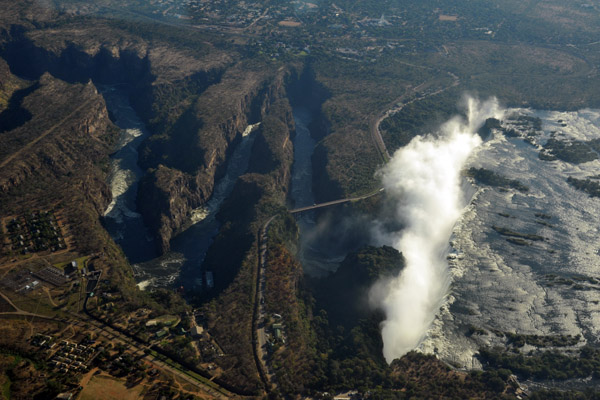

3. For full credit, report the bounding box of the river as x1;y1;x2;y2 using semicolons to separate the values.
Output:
100;85;157;263
101;86;257;291
291;106;371;278
418;108;600;378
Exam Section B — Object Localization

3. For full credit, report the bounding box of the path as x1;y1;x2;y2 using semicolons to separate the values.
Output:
70;315;234;399
0;100;92;170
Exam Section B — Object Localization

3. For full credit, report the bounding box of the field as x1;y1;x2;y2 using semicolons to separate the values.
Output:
79;375;144;400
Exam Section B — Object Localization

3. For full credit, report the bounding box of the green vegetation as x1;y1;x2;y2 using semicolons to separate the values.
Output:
466;167;529;192
492;226;545;242
4;0;600;397
5;210;66;255
540;139;599;164
567;176;600;197
53;255;89;270
512;115;543;131
380;90;460;153
314;245;404;329
263;242;315;395
499;332;581;348
480;346;600;380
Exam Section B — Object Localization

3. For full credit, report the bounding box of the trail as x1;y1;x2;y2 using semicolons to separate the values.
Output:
0;100;92;170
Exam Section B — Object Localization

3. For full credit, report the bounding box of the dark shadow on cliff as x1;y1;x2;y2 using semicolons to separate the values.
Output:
0;82;38;133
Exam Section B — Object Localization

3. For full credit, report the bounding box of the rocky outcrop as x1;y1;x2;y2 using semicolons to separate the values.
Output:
0;23;235;253
247;95;295;193
137;62;296;253
0;21;299;255
0;24;229;124
0;72;117;214
137;165;213;254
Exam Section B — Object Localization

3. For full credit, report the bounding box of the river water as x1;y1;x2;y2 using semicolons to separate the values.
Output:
418;109;600;375
101;86;257;291
289;106;330;277
100;85;157;263
291;106;372;278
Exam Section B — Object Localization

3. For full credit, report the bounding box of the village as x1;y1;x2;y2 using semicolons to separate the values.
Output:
0;210;239;398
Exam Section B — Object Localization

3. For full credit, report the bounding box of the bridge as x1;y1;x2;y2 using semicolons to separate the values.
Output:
289;188;384;214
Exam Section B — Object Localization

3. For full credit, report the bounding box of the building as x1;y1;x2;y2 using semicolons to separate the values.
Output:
63;262;76;277
191;325;204;337
155;328;169;339
272;323;283;341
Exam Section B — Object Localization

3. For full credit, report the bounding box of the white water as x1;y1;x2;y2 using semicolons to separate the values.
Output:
370;97;504;362
420;108;600;372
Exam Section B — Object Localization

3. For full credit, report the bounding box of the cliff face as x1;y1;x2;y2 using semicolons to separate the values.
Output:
197;70;297;392
0;25;229;123
0;68;121;258
0;23;237;253
138;62;295;253
0;19;298;255
0;72;116;210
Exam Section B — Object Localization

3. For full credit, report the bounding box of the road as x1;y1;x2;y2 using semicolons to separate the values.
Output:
369;72;461;164
253;216;276;393
0;277;235;397
73;310;236;399
0;288;57;320
0;100;93;170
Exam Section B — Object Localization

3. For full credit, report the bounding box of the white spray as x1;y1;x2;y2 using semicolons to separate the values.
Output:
370;96;504;363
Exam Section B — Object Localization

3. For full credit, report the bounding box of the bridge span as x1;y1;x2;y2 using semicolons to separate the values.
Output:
289;188;384;214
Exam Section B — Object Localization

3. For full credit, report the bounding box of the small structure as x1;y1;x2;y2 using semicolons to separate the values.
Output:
191;325;204;337
155;328;169;339
272;323;283;341
63;262;76;277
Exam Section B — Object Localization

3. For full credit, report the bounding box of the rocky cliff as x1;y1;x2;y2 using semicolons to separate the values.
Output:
0;13;301;256
0;72;116;208
137;62;296;253
0;21;236;253
196;69;298;393
0;68;120;256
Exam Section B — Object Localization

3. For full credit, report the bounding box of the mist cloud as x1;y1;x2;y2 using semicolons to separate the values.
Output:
370;96;504;363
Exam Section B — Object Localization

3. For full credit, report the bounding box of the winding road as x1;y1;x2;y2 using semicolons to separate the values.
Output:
369;72;461;163
252;74;462;388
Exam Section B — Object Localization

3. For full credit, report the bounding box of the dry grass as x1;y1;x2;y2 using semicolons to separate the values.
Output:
278;20;302;27
438;15;458;21
79;375;144;400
